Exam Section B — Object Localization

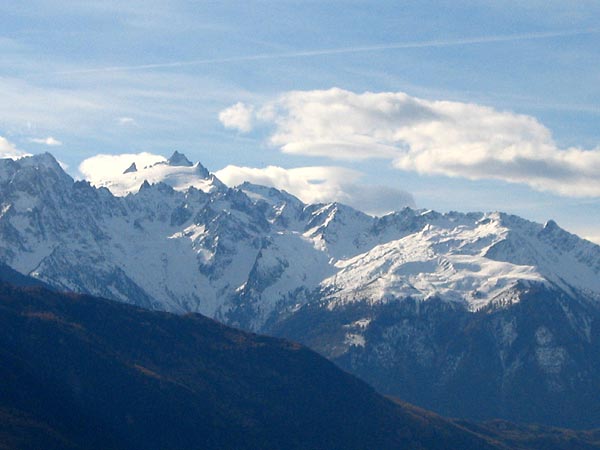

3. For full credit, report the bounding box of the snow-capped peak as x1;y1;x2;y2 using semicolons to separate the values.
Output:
84;152;225;196
10;152;64;172
238;181;304;208
3;151;600;329
0;152;73;190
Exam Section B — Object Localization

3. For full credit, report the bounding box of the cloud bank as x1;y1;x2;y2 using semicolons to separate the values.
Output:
78;152;166;184
219;88;600;197
78;151;414;214
216;165;415;215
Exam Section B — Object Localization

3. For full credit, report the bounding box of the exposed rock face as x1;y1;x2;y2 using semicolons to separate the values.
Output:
123;162;137;174
271;286;600;428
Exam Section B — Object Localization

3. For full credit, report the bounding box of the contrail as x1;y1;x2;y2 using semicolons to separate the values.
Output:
55;28;600;75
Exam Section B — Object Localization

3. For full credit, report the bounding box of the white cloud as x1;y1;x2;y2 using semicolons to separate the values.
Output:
218;102;254;133
215;165;415;215
118;117;137;126
220;88;600;197
78;152;166;185
28;136;62;146
0;136;31;159
78;151;414;213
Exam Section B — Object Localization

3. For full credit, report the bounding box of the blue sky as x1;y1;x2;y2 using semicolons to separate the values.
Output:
2;1;600;240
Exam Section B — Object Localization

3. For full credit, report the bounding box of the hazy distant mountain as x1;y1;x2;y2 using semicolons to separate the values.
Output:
2;152;600;427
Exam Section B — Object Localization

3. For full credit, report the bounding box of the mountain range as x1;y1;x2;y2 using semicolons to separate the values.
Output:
1;152;600;427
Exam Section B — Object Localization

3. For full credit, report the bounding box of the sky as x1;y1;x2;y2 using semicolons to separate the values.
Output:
1;1;600;241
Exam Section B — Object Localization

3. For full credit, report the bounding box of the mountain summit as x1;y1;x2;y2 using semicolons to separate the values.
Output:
123;162;137;173
167;150;194;167
83;151;223;196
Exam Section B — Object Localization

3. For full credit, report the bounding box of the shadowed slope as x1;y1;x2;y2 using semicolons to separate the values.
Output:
0;282;505;450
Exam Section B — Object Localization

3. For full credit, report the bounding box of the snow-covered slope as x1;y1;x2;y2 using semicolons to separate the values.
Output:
323;216;545;311
319;210;600;310
86;151;226;196
2;152;600;324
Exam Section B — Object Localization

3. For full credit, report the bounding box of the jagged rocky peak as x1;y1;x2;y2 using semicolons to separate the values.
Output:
15;152;63;171
0;152;73;191
191;160;212;180
163;150;211;178
195;162;211;179
138;179;152;191
239;181;305;207
167;150;194;167
123;162;138;174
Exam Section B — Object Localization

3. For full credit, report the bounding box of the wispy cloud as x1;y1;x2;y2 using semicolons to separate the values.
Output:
117;117;137;126
53;28;600;75
28;136;62;146
0;72;251;148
